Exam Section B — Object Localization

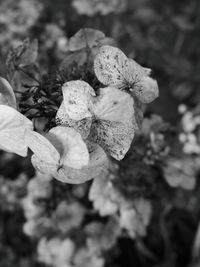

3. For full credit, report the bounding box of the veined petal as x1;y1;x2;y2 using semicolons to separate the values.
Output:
90;119;134;160
62;80;95;121
55;143;109;184
0;105;33;156
93;87;134;123
46;126;89;170
92;87;135;160
0;77;16;108
94;45;129;88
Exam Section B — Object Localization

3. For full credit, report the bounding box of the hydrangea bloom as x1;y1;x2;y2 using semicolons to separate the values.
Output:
56;80;135;160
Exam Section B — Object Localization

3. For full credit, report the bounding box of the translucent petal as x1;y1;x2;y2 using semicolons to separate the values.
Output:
0;105;33;156
69;28;105;51
55;144;109;184
94;45;129;87
0;77;16;108
62;80;95;121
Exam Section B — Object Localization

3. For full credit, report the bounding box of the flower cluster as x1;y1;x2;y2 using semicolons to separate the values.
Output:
0;32;159;184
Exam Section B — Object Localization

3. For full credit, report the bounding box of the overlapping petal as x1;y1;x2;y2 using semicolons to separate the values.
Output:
56;81;135;160
94;45;159;104
25;126;107;184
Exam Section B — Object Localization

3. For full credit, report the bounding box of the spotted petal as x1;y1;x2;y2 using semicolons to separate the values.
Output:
91;87;135;160
94;45;129;88
62;81;95;121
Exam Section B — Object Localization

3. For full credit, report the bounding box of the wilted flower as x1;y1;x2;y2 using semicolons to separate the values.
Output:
94;45;159;104
56;80;135;160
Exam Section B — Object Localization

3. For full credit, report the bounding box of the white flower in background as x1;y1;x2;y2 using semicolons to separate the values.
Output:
27;172;52;199
72;0;127;16
52;200;85;234
89;174;126;216
0;77;33;156
56;80;135;160
178;104;200;155
163;156;198;190
21;195;44;219
0;0;42;54
37;237;75;267
94;45;159;104
23;217;53;237
119;198;152;238
73;245;105;267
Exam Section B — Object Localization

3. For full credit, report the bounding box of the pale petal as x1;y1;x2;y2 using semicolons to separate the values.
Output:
133;77;159;104
62;80;95;120
93;87;134;123
56;102;92;139
94;45;129;87
0;77;16;108
0;105;33;156
47;126;89;169
25;129;60;172
55;144;109;184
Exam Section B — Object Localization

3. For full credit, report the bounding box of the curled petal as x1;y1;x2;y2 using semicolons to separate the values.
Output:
55;144;109;184
62;80;95;120
133;77;159;104
56;102;92;139
25;129;60;169
0;105;33;156
47;126;89;169
94;45;129;88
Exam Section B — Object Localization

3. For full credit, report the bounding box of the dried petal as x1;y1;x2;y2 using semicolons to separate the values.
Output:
62;80;95;121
